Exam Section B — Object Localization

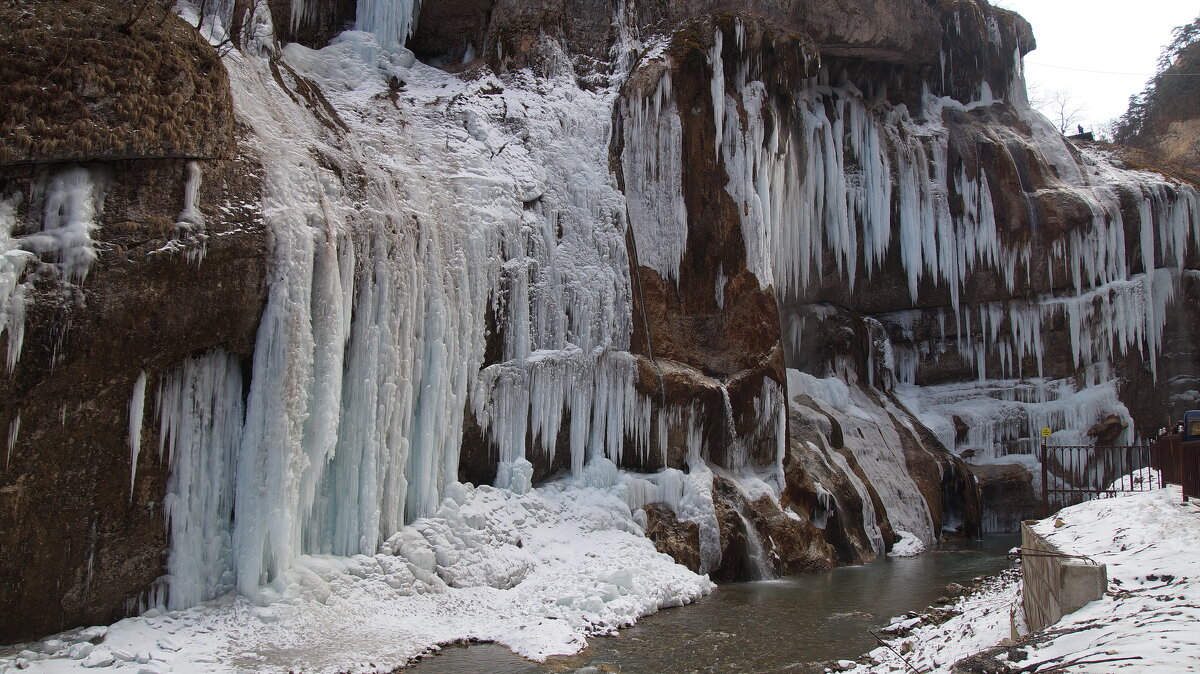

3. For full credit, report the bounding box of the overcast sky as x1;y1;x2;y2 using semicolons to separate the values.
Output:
995;0;1197;133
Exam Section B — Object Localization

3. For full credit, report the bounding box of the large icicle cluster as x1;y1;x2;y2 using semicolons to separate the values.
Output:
137;14;726;605
719;70;1017;307
898;378;1134;467
705;21;1197;368
704;18;1197;458
622;71;688;283
354;0;422;52
159;351;244;610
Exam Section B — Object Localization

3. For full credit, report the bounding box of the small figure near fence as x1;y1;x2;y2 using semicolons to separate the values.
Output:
1184;410;1200;440
1151;413;1200;503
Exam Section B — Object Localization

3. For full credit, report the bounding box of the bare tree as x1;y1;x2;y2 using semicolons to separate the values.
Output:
120;0;172;33
1031;88;1088;135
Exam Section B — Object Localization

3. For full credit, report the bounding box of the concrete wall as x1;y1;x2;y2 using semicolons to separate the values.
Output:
1020;522;1107;632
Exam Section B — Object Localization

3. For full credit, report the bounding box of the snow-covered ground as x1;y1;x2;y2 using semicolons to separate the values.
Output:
847;484;1200;672
0;477;712;673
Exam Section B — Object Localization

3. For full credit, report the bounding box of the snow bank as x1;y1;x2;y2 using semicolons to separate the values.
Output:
849;485;1200;672
0;480;712;673
1019;486;1200;672
887;530;926;558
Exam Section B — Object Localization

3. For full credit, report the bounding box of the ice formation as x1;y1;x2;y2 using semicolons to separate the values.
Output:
159;351;244;609
622;71;688;283
789;370;936;544
167;161;209;265
354;0;422;52
133;6;736;611
24;166;102;285
0;195;31;371
127;372;147;501
9;2;1200;669
148;9;1188;609
703;18;1196;501
5;413;18;471
0;166;111;370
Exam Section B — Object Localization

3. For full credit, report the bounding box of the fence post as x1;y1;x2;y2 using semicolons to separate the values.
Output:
1041;434;1049;518
1178;436;1188;505
1182;437;1191;504
1126;446;1133;491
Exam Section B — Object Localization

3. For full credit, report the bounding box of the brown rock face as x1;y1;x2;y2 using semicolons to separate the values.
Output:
708;476;760;582
270;0;358;48
745;492;835;576
786;401;891;565
969;463;1037;532
1087;414;1128;445
407;0;495;65
643;503;702;572
403;0;950;77
0;155;267;642
704;476;835;581
621;17;799;474
0;2;234;167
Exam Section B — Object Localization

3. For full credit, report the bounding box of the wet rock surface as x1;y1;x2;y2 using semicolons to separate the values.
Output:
643;503;702;573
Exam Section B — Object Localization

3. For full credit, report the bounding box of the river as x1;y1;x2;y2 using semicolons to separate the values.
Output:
408;534;1018;673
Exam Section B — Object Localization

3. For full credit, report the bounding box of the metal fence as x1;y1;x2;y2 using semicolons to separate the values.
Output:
1150;434;1200;501
1040;436;1199;516
1039;443;1158;516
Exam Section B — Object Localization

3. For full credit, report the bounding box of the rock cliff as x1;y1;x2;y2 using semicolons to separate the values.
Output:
1;0;1196;646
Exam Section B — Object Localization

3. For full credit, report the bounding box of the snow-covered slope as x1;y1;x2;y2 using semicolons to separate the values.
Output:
851;485;1200;673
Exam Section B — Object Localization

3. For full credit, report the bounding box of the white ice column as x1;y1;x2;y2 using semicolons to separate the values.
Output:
161;351;245;610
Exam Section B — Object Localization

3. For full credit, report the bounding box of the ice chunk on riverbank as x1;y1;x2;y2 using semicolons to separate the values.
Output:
888;531;926;558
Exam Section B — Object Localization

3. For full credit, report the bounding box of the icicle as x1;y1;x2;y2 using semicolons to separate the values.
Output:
24;166;102;285
622;72;688;283
178;162;205;228
355;0;422;52
710;28;725;161
128;371;147;501
5;413;18;470
173;161;208;265
161;351;244;610
0;195;31;370
714;264;726;309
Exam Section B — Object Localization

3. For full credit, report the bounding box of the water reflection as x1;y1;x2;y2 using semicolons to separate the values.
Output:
408;535;1017;673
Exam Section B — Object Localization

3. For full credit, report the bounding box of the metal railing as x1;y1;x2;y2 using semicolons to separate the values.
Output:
1039;442;1158;516
1150;434;1200;501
